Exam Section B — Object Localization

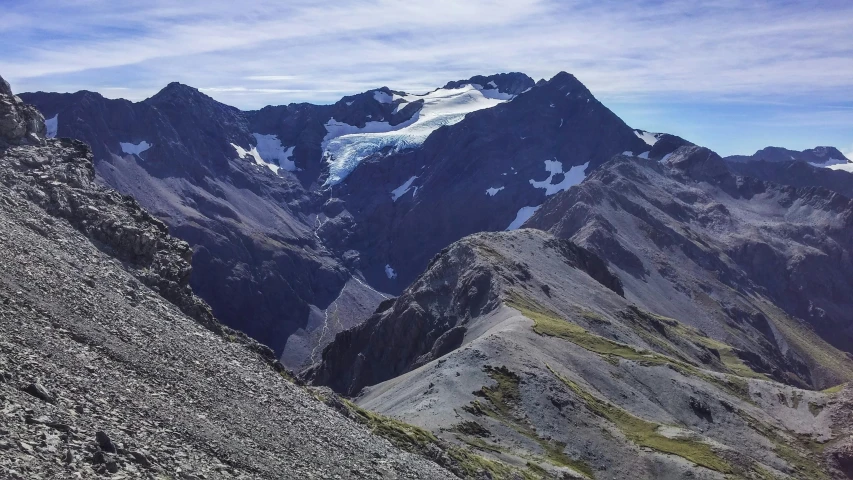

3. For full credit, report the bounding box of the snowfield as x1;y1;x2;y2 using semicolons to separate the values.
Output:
253;133;298;171
231;143;278;174
384;264;398;279
323;84;517;186
120;140;152;156
390;176;418;201
231;134;298;174
45;114;58;139
811;157;850;168
507;160;590;230
373;91;396;104
506;206;540;230
826;161;853;172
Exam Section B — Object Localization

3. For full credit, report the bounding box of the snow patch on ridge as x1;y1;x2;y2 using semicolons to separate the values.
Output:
232;143;279;174
45;114;58;138
635;130;660;146
391;176;418;201
529;160;590;196
811;158;849;168
120;141;152;156
507;206;540;231
323;84;516;186
828;163;853;173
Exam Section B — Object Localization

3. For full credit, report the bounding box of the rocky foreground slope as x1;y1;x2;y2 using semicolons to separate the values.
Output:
309;147;853;478
0;75;456;478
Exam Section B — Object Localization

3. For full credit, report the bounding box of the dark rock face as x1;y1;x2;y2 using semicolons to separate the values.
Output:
648;133;695;160
664;145;730;180
320;72;648;293
0;75;46;148
526;152;853;387
442;72;535;94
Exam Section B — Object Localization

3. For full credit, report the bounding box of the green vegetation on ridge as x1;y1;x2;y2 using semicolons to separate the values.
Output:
546;365;732;474
464;366;596;478
328;396;549;479
507;292;756;402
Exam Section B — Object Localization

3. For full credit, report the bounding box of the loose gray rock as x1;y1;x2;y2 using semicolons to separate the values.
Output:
21;383;54;404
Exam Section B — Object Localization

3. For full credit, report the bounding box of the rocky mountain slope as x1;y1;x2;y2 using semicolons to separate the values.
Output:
532;147;853;371
725;147;853;199
0;74;456;479
320;72;648;294
308;146;853;478
21;71;650;368
309;229;853;479
20;83;374;369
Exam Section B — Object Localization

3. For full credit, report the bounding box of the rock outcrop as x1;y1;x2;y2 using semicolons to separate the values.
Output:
0;76;45;148
2;79;222;338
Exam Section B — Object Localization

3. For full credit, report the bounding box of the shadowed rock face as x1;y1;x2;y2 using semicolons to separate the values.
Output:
20;71;648;366
19;84;375;365
0;74;241;343
319;72;648;293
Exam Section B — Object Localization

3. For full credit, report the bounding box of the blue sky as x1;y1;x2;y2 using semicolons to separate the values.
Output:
2;0;852;157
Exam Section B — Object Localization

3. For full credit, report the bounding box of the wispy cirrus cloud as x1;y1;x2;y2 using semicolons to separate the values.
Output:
1;0;851;155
